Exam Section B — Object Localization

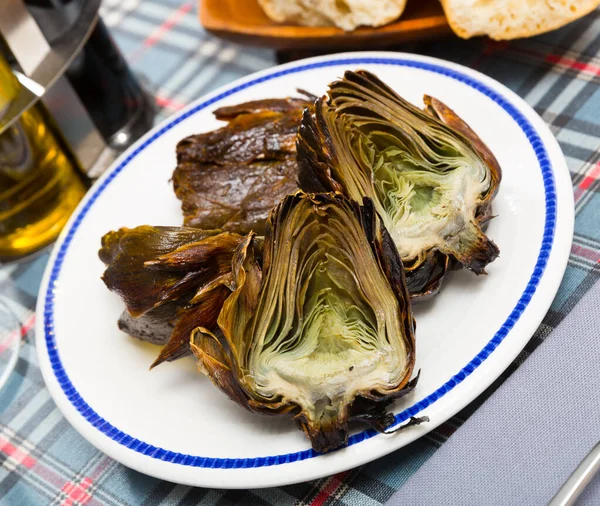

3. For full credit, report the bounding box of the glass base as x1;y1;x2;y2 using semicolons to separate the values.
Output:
0;298;22;390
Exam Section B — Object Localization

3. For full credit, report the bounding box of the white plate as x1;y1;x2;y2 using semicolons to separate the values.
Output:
36;52;574;489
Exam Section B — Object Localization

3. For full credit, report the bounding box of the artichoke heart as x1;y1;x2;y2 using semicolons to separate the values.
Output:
190;192;418;453
297;70;501;298
99;226;244;367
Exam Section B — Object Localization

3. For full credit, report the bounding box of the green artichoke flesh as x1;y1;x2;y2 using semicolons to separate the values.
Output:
191;192;419;453
297;70;501;298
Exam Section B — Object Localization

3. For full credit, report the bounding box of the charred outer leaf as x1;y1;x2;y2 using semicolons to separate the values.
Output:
99;226;243;367
173;96;314;235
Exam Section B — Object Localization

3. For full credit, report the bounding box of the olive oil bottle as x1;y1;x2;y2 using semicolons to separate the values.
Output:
0;53;86;261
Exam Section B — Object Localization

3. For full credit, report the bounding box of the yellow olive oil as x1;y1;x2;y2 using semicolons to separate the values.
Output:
0;54;86;261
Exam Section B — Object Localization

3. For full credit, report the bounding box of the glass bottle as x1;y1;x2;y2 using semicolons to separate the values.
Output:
0;52;87;261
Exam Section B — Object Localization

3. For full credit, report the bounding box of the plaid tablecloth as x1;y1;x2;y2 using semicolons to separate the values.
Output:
1;1;600;504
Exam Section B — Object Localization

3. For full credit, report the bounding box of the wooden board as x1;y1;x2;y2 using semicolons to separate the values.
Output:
199;0;452;50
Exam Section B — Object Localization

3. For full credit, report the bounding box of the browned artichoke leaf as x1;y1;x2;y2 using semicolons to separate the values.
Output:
151;283;232;368
100;225;244;365
193;191;418;453
144;232;242;275
190;328;258;409
403;251;450;301
297;70;501;297
216;232;262;362
173;96;314;235
100;226;241;317
213;96;316;120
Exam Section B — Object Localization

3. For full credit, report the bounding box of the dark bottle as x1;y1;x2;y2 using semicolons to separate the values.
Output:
26;0;155;149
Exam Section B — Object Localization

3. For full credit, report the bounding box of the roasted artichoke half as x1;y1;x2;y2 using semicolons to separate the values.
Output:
99;226;244;367
190;192;420;453
297;70;501;298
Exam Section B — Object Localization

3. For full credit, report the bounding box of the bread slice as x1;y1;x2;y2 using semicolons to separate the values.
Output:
257;0;407;32
441;0;600;40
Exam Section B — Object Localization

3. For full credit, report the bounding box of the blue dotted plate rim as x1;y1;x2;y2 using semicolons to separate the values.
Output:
43;56;556;469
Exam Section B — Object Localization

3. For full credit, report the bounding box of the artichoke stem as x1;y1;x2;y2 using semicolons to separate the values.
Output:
297;397;349;453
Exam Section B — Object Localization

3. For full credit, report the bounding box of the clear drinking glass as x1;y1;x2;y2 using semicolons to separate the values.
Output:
0;297;21;390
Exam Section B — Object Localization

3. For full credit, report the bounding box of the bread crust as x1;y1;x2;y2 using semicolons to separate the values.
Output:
440;0;600;40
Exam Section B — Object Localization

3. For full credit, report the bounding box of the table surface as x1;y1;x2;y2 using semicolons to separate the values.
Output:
2;1;600;504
